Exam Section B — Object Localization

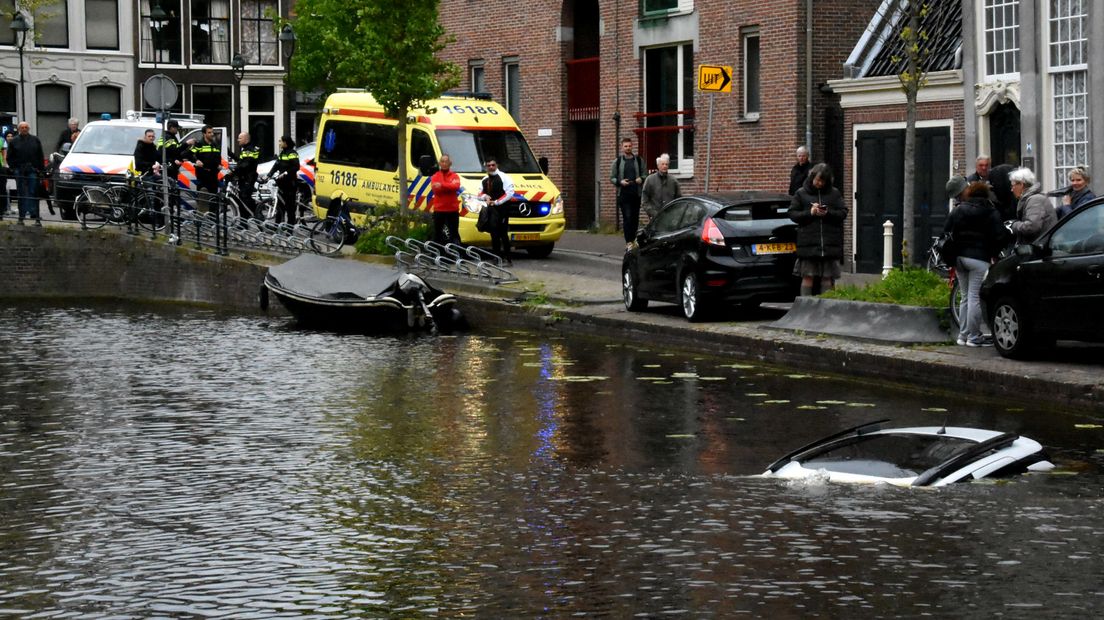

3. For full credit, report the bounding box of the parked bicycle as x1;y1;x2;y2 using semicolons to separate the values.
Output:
75;170;166;231
306;194;360;255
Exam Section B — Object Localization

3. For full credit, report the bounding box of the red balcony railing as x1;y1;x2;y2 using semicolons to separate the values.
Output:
566;57;599;121
632;109;695;172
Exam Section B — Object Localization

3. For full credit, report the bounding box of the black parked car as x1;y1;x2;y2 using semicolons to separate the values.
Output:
981;196;1104;358
622;191;800;321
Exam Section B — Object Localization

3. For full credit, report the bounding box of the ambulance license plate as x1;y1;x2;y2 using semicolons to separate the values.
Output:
752;242;796;255
512;233;540;241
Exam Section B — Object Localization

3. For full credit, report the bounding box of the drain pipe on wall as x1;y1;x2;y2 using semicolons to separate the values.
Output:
805;0;813;157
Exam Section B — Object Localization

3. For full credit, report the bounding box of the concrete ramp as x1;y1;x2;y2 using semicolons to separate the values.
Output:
770;296;950;345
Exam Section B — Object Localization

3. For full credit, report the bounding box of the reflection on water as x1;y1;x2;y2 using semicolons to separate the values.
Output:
1;302;1102;616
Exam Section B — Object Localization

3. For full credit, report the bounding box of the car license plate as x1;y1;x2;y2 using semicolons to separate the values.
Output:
512;233;540;241
752;242;796;255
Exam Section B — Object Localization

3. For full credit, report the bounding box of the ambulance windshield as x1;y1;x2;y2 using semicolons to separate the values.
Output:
436;129;541;174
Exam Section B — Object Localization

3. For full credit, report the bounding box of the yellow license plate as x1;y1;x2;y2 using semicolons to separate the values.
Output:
753;242;796;255
512;233;540;241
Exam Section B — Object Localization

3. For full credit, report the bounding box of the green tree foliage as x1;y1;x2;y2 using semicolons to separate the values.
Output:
287;0;460;211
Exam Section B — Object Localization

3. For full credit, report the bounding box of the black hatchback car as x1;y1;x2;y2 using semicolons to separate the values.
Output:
981;196;1104;358
622;191;800;320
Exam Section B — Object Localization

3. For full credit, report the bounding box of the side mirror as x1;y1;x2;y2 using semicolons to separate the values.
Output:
61;142;71;154
539;156;549;175
635;228;650;244
417;154;437;177
1015;243;1038;258
304;158;315;167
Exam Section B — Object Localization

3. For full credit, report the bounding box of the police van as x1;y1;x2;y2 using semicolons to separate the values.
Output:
314;92;565;257
54;111;228;218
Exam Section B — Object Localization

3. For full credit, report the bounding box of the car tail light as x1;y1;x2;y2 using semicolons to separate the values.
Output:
701;218;726;246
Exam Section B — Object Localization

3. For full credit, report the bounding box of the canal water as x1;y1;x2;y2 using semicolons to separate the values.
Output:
1;302;1102;617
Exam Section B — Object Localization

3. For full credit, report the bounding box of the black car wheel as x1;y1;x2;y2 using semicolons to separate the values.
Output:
991;296;1033;359
680;271;708;322
622;264;648;311
526;243;554;259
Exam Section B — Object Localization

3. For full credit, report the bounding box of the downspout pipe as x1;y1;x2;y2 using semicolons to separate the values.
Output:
805;0;813;157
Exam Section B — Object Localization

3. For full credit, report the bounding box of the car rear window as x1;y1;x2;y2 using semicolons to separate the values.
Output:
719;201;790;221
803;434;975;477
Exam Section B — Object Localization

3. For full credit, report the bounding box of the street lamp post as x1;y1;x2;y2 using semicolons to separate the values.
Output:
279;24;297;143
231;53;246;137
10;11;29;121
149;3;167;72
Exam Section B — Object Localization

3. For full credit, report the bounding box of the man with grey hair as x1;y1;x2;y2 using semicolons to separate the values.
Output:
55;117;80;152
641;153;681;219
788;146;812;195
967;154;991;184
1008;167;1056;245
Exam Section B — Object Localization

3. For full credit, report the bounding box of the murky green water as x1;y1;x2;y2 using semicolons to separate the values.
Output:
1;302;1103;617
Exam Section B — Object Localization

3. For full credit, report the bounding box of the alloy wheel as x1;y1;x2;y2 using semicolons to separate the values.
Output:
681;273;698;319
992;302;1020;351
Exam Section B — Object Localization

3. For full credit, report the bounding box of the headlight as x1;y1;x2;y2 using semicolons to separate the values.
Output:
551;194;564;215
58;170;73;181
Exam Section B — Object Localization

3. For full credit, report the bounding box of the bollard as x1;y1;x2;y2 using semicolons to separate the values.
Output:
882;219;894;278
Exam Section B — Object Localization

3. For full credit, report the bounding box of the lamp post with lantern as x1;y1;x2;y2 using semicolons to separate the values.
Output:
231;53;246;137
279;24;297;142
9;11;29;121
149;2;167;71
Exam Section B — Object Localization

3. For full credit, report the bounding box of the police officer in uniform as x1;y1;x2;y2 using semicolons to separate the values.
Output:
229;131;260;219
274;135;300;226
186;125;223;214
156;120;185;211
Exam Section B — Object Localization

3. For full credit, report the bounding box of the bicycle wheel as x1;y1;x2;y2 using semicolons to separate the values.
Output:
307;216;347;255
134;191;167;232
76;186;118;229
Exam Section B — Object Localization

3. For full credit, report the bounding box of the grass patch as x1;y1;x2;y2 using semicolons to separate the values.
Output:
354;207;431;255
822;268;950;308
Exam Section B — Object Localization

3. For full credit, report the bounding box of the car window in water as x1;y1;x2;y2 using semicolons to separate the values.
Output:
803;434;975;477
436;129;541;173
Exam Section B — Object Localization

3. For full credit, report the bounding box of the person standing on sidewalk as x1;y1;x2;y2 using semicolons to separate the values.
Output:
7;122;45;226
788;163;847;296
186;125;223;214
479;158;515;264
787;146;812;195
0;126;8;219
274;136;300;226
1008;167;1056;246
430;154;462;245
610;137;645;249
945;180;1009;347
641;153;681;219
229;132;260;219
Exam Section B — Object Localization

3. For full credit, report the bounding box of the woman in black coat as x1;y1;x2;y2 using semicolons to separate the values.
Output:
945;181;1010;346
788;163;848;295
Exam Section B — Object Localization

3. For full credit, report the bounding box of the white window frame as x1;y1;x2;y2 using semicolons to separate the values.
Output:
981;0;1020;81
1045;0;1089;189
470;61;485;94
741;27;760;120
503;57;520;120
642;42;694;175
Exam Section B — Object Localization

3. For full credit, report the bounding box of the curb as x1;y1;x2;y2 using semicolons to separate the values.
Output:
770;296;951;345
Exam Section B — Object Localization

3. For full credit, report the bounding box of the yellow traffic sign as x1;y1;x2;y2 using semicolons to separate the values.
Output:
698;65;732;93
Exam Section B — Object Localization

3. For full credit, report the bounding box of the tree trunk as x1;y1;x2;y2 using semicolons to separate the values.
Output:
396;113;408;213
900;7;920;266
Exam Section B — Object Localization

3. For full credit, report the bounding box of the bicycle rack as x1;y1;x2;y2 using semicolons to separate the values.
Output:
384;235;518;284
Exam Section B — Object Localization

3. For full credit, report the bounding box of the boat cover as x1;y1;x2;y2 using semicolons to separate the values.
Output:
266;254;407;300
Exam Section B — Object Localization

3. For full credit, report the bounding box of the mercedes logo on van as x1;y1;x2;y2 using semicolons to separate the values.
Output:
518;203;531;216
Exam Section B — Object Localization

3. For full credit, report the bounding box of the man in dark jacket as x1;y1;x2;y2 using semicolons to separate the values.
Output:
788;163;847;296
229;131;260;219
186;125;223;213
787;146;812;195
7;122;45;225
610;137;645;248
55;118;79;152
133;129;159;174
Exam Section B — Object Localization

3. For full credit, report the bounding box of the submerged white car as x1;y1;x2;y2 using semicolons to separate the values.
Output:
763;420;1055;487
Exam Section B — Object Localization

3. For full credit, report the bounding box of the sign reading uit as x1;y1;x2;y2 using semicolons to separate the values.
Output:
698;65;732;93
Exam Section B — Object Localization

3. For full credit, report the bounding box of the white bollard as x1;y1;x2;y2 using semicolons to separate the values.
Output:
882;219;894;278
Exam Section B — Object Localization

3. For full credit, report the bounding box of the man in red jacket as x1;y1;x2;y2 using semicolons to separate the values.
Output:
429;154;462;245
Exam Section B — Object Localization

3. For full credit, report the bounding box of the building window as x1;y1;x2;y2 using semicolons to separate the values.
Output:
0;0;15;46
1048;0;1088;183
742;28;760;118
141;0;182;65
642;0;679;16
241;0;277;65
190;0;230;64
504;59;520;120
470;62;485;94
644;43;694;170
87;85;121;121
0;83;15;115
192;85;232;132
86;0;119;50
248;85;275;158
36;84;70;149
983;0;1019;78
36;0;69;48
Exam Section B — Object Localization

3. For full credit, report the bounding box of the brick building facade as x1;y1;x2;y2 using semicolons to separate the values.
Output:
438;0;879;235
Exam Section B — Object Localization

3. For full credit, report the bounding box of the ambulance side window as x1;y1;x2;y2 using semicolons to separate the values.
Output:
410;129;435;172
319;120;398;172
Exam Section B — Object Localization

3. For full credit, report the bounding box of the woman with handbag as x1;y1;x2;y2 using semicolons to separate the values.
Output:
944;180;1009;347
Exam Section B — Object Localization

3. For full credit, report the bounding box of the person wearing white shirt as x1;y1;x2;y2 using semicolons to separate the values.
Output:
478;158;515;262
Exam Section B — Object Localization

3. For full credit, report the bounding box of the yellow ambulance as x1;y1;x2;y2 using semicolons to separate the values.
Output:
314;92;566;257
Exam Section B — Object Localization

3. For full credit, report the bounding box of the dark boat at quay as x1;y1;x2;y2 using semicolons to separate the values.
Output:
263;254;463;332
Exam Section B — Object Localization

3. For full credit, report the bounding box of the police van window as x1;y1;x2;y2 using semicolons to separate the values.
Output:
70;125;151;156
410;129;435;171
435;129;541;174
319;120;399;171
